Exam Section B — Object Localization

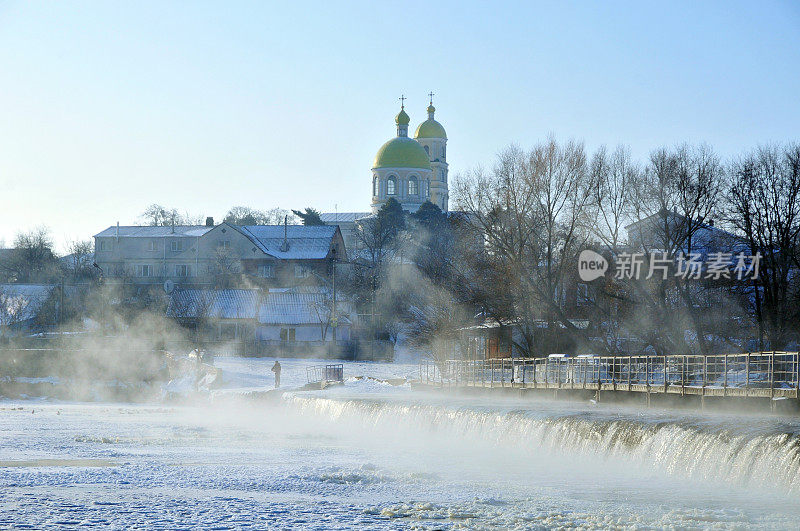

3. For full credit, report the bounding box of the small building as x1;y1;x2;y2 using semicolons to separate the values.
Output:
457;319;518;360
257;288;352;344
0;284;61;337
167;288;260;341
166;287;355;355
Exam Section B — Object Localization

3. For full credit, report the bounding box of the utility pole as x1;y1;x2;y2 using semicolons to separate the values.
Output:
371;274;376;361
331;248;337;344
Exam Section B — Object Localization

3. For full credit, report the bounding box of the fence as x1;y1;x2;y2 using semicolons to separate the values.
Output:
306;364;344;384
419;352;800;399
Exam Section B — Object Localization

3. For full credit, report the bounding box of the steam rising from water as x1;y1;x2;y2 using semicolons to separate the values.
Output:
284;392;800;494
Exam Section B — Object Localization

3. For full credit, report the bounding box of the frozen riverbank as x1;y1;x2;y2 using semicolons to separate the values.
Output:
2;358;800;529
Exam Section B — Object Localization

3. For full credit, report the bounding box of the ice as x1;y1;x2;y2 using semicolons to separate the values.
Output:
1;357;800;528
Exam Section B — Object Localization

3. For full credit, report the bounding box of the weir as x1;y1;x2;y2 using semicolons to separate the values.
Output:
418;352;800;411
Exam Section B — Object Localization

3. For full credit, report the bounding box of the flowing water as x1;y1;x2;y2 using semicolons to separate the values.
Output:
1;357;800;529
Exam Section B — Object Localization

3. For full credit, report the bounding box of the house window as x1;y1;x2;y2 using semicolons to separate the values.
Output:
137;264;153;277
99;240;109;251
387;176;396;196
219;240;231;250
258;264;275;278
295;265;309;278
147;240;157;252
577;283;591;306
175;264;189;277
220;324;236;340
280;328;296;341
408;177;418;195
171;240;183;252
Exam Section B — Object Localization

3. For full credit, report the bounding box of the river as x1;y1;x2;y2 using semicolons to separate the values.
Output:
1;357;799;529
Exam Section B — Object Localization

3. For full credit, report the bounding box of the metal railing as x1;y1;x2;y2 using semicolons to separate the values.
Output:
306;364;344;384
419;352;800;397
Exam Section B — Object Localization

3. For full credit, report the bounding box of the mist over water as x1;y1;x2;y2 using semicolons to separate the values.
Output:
2;358;799;529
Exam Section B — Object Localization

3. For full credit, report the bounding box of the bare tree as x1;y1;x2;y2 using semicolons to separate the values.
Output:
455;138;594;356
65;239;95;280
140;204;203;227
0;227;60;283
224;206;297;225
727;143;800;349
209;248;242;289
613;144;727;355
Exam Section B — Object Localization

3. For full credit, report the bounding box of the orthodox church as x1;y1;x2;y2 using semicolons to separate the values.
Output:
371;97;449;213
320;96;450;253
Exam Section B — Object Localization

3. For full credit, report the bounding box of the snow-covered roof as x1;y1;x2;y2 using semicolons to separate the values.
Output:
94;226;213;238
259;291;351;326
167;287;353;326
0;284;56;325
319;212;371;224
168;289;260;320
237;225;338;260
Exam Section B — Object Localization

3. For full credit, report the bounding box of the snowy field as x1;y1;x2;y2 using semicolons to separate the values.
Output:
2;357;800;529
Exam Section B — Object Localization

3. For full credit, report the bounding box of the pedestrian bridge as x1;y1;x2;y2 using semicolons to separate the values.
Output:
419;352;800;400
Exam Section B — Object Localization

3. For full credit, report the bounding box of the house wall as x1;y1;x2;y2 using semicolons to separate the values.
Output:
94;234;204;282
95;224;346;288
256;324;351;342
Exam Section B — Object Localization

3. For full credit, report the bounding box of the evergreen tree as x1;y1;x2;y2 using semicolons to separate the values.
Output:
292;208;325;226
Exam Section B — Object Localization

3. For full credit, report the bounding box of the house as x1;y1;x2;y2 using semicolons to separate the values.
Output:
167;288;260;341
319;212;371;258
166;286;355;354
93;220;346;288
93;223;213;282
626;210;748;258
0;284;61;337
257;288;353;343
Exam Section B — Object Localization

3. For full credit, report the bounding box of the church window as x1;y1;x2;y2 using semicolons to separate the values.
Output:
373;176;378;196
387;176;396;195
408;177;418;195
424;145;429;156
442;146;446;159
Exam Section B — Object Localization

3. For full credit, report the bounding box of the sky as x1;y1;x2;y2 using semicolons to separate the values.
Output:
1;1;799;252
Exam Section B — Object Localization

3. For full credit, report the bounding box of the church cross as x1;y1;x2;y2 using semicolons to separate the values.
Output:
428;91;435;105
399;94;406;108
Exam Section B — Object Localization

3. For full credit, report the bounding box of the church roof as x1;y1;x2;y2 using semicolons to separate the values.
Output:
372;136;432;170
415;118;447;139
395;108;410;126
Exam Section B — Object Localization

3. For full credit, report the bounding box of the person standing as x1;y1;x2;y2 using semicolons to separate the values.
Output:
271;360;282;389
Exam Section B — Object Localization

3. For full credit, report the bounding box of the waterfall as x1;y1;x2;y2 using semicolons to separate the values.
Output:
283;393;800;493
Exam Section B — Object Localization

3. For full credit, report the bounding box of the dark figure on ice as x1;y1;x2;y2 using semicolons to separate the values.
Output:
271;360;281;388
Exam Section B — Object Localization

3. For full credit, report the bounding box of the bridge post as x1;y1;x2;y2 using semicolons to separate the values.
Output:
796;352;799;403
770;352;775;412
723;354;728;397
745;354;750;397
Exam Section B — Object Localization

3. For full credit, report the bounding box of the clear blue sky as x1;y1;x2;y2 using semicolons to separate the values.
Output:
1;1;798;251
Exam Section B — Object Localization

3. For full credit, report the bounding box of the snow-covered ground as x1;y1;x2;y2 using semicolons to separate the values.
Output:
2;357;800;529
